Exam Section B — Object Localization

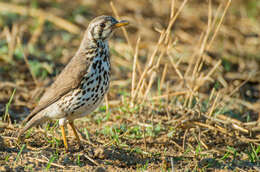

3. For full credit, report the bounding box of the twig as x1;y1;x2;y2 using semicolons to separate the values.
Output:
142;71;156;103
170;0;175;18
0;81;28;92
132;32;166;102
206;0;232;50
193;121;232;136
165;0;188;44
131;36;141;101
110;1;133;51
150;91;187;100
160;64;168;90
194;59;222;91
27;157;65;169
167;54;184;79
17;38;39;87
208;91;220;117
29;17;45;45
83;154;100;166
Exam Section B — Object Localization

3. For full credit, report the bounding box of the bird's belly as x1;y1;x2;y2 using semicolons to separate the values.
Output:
67;97;104;120
55;68;110;120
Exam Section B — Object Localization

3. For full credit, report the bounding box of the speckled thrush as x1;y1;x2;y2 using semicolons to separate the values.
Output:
18;15;129;150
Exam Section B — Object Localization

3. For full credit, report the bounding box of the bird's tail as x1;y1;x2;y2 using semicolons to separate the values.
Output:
18;112;48;140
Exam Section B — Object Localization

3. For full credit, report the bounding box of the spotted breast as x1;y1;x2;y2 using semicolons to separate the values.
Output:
56;40;110;120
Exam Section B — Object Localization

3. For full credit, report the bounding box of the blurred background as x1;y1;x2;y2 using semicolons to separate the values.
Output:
0;0;259;171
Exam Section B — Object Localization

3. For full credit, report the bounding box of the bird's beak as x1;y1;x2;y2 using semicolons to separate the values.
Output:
114;20;129;28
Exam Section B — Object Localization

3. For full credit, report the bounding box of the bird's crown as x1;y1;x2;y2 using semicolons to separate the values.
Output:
87;15;128;41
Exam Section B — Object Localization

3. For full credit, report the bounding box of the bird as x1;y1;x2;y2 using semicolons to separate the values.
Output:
18;15;129;150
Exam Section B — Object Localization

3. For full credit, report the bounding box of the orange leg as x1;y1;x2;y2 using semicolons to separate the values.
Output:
60;125;68;150
69;121;81;146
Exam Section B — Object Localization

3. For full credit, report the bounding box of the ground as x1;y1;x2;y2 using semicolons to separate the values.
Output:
0;0;260;171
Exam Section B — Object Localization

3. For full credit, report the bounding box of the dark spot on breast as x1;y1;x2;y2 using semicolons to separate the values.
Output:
68;96;73;102
98;76;101;85
80;83;84;89
87;88;91;92
93;98;99;104
73;105;81;111
75;101;81;106
97;41;104;48
104;54;108;61
98;28;103;38
87;80;94;86
74;91;80;96
86;49;94;55
92;61;97;70
58;103;62;109
98;61;102;70
84;76;90;81
95;86;99;92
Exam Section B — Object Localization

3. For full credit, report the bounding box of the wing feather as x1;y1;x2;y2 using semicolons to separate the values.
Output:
22;56;90;124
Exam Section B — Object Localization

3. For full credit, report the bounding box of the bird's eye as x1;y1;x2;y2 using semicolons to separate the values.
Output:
100;23;105;28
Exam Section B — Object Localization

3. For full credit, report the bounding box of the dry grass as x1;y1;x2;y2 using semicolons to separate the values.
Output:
0;0;260;171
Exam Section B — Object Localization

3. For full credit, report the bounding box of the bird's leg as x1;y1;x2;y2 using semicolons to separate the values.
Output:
60;125;68;150
69;121;81;146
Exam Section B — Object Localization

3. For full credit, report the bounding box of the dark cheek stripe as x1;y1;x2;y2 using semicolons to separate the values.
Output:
98;28;103;38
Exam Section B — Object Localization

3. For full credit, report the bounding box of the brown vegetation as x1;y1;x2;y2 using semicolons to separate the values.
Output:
0;0;259;171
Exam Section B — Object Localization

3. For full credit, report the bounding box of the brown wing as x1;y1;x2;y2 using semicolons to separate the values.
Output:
22;56;90;124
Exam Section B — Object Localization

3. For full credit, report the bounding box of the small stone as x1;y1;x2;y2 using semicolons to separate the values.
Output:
94;147;105;159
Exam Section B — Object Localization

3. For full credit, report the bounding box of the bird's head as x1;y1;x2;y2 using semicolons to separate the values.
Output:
87;15;129;41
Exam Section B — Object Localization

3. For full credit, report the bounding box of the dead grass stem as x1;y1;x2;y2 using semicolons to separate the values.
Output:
0;2;80;34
